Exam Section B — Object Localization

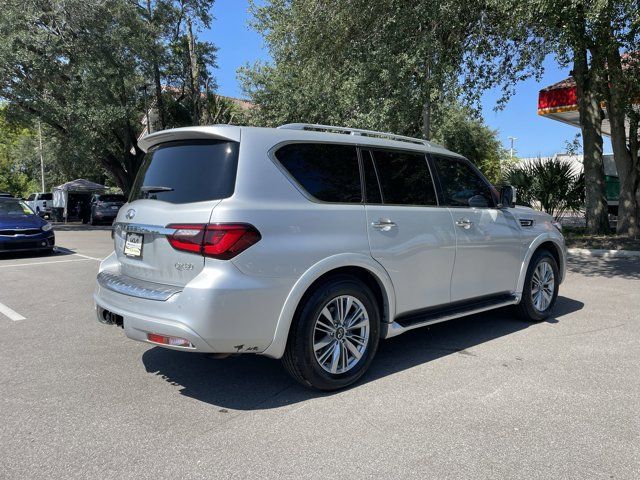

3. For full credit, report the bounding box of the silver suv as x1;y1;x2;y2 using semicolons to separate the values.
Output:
94;124;566;390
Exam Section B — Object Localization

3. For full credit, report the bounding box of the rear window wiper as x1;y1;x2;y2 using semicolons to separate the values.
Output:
140;186;174;193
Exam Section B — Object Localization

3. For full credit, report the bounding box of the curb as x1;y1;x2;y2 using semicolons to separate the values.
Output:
567;247;640;259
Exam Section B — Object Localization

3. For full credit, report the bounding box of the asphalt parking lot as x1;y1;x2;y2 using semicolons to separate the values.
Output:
0;229;638;479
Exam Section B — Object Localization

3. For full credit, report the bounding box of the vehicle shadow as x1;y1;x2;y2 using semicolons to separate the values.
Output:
0;247;74;260
141;296;584;411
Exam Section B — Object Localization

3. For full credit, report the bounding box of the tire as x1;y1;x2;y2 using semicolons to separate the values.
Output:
90;213;97;226
282;275;380;391
516;249;559;322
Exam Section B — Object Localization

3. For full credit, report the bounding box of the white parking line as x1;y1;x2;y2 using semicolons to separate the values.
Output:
0;258;95;269
71;252;104;262
53;247;104;262
0;302;26;321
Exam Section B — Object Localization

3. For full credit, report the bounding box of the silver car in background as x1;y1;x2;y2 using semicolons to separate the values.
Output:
94;124;566;390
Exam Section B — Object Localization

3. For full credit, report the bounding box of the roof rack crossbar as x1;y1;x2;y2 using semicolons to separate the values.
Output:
277;123;431;147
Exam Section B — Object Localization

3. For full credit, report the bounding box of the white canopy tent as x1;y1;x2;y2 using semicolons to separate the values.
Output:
52;179;108;221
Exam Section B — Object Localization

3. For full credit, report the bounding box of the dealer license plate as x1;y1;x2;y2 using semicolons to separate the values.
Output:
124;232;143;258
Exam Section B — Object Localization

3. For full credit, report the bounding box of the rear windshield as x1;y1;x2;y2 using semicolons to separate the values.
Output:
129;140;239;204
98;195;125;202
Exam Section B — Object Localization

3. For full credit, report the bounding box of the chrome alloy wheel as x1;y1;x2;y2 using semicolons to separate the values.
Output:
531;260;555;312
312;295;370;374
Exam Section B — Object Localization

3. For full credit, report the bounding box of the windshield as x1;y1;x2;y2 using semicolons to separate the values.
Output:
129;140;239;204
0;200;35;216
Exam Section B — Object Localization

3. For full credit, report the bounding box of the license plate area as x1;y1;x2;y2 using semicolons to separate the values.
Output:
124;232;143;258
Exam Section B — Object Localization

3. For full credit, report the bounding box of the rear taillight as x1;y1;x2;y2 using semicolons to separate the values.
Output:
166;223;261;259
147;333;194;348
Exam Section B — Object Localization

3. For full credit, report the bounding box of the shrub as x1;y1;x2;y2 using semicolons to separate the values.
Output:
504;157;584;220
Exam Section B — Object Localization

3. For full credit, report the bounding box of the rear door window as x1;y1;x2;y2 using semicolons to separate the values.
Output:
275;143;361;203
129;140;239;204
362;152;383;204
369;149;437;206
433;156;496;208
38;193;53;201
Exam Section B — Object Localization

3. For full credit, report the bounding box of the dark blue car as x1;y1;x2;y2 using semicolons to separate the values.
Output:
0;197;55;254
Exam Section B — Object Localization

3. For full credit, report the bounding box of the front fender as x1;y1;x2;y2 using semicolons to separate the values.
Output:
516;233;566;295
261;253;396;359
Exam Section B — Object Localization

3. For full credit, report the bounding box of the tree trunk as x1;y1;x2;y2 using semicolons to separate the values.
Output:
422;95;431;141
630;111;640;238
601;41;637;235
187;17;201;126
153;62;165;131
147;0;166;131
573;47;609;234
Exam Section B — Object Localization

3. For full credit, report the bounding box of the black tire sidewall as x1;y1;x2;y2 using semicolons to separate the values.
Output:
521;250;559;321
291;277;380;390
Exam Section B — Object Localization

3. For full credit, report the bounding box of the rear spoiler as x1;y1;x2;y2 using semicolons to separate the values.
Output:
138;125;242;152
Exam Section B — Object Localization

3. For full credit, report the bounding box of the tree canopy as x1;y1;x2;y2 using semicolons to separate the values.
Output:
0;0;218;194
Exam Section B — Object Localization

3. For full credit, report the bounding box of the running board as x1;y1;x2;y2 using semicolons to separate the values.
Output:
382;293;519;339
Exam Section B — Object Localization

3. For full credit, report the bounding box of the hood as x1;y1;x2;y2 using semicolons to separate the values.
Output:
511;205;553;222
0;214;46;229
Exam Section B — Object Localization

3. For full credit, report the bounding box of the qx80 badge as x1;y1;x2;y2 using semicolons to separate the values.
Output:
175;262;194;271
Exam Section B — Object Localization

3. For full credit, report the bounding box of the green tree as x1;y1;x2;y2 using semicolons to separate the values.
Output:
240;0;545;139
0;107;40;197
431;103;507;184
0;0;217;194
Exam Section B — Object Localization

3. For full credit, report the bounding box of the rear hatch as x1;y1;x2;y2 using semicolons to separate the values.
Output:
96;195;126;211
114;139;239;287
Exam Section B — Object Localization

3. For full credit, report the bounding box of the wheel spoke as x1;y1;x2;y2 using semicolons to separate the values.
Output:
344;338;362;361
315;322;334;335
321;307;334;325
347;318;367;330
330;343;341;373
314;335;333;352
343;297;353;324
344;305;363;327
317;341;335;364
347;334;366;347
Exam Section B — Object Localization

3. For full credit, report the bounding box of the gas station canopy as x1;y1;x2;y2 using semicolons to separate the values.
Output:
537;77;616;136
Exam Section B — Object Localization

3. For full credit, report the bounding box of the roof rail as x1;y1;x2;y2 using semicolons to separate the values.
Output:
277;123;432;147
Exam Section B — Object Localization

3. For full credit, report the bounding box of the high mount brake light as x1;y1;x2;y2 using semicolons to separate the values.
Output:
166;223;261;259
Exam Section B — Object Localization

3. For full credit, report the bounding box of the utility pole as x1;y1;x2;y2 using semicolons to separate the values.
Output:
508;136;517;162
37;120;45;192
139;84;151;134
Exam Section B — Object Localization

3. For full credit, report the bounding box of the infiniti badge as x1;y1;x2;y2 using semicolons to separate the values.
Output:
125;209;136;220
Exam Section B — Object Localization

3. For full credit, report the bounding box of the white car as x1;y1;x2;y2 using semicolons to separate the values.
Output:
26;192;53;218
94;124;566;390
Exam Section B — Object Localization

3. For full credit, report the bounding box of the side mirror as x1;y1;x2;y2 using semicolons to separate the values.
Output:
499;185;516;208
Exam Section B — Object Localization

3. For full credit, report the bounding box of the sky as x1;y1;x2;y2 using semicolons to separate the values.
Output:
203;0;611;158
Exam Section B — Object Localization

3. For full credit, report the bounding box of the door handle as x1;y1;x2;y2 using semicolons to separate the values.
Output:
455;217;473;229
371;219;397;231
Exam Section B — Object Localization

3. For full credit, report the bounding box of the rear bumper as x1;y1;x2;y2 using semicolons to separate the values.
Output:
0;232;55;252
93;210;118;220
93;253;294;356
